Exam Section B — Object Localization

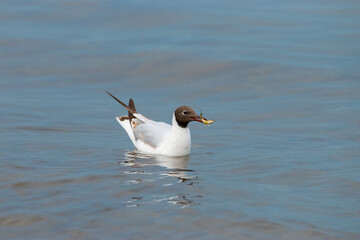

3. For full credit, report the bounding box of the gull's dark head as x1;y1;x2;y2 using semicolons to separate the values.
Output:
174;106;203;128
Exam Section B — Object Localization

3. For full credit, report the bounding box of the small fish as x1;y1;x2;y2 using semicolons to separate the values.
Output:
200;112;215;126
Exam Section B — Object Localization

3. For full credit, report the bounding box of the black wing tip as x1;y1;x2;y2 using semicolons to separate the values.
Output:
105;90;115;99
105;91;136;114
128;98;136;112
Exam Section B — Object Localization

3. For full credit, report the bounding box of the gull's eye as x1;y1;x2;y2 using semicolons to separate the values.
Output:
182;110;188;115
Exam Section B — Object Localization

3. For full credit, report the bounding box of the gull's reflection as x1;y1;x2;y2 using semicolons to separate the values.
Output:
120;151;201;208
123;151;195;182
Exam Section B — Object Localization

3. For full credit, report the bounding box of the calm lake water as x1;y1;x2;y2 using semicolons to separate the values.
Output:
1;0;359;239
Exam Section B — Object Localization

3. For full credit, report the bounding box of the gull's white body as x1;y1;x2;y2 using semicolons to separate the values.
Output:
116;113;191;157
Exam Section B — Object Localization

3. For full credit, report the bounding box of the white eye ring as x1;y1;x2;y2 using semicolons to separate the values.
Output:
182;110;188;115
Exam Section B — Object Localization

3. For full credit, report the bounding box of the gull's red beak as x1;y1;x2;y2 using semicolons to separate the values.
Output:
191;115;203;123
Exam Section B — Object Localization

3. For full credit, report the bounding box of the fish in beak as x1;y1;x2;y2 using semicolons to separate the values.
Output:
199;112;215;126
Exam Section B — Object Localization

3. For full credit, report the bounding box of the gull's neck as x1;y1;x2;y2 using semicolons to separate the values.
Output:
169;113;191;155
172;113;189;129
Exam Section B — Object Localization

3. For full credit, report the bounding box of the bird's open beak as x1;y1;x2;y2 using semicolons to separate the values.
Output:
191;115;203;123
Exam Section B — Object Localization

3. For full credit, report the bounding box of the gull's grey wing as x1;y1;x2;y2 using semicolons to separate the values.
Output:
132;120;171;148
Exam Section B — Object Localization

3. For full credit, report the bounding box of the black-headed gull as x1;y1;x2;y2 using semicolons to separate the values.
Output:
106;91;214;157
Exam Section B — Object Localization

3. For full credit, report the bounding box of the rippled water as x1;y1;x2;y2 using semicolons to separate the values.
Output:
1;0;359;239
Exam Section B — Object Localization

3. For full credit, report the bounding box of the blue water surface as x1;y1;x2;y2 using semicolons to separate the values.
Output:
0;0;359;239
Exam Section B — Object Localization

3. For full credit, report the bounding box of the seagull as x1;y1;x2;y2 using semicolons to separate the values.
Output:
106;91;213;157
